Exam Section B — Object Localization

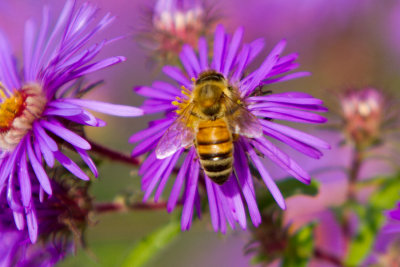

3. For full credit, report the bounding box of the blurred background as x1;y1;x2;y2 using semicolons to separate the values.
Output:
1;0;399;266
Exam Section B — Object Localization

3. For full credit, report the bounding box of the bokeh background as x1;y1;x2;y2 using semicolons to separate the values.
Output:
1;0;399;266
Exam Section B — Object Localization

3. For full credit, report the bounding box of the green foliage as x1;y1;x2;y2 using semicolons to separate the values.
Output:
246;178;319;266
345;173;400;266
121;218;181;267
282;223;316;267
257;178;319;211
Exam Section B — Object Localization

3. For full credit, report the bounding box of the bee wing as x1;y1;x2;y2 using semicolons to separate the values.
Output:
224;95;263;138
155;104;196;159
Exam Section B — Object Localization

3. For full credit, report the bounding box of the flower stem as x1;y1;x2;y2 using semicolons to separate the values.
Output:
347;147;364;201
314;248;345;267
88;139;141;166
94;201;168;213
342;146;365;258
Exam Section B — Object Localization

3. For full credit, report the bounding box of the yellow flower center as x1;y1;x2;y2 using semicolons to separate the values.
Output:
0;82;46;151
0;87;25;131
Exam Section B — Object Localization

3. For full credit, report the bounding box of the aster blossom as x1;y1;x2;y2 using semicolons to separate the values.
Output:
0;174;90;267
0;0;142;243
131;24;329;232
138;0;217;65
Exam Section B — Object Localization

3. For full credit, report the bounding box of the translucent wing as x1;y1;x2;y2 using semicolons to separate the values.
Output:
155;104;196;159
223;95;263;138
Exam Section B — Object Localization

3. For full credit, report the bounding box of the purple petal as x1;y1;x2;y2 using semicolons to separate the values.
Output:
214;184;235;230
263;126;323;159
33;122;58;151
249;95;324;105
154;149;182;202
264;72;311;84
77;56;125;76
180;45;201;77
162;66;191;87
198;37;208;71
143;157;172;201
0;31;21;89
26;207;38;243
13;210;25;231
167;149;195;212
129;119;172;143
205;178;220;231
135;86;176;101
234;142;261;226
243;139;286;209
75;147;98;177
131;130;164;157
43;108;82;116
223;27;244;77
252;138;310;184
35;133;55;167
40;120;91;150
252;109;327;124
221;178;247;229
181;159;200;230
260;120;330;149
248;38;265;64
231;44;250;83
211;24;226;72
152;81;180;95
26;138;52;195
54;151;90;180
59;98;143;117
18;148;32;207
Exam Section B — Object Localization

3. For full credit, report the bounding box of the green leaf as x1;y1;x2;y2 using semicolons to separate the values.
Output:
282;223;316;267
257;178;319;211
121;218;181;267
344;204;375;266
345;173;400;265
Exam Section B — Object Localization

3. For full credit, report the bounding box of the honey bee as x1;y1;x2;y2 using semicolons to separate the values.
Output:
156;70;263;185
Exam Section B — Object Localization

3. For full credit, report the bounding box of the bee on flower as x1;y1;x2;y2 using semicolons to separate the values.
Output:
131;24;330;232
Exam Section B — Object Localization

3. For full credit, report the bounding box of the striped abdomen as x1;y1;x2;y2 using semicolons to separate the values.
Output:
196;119;233;185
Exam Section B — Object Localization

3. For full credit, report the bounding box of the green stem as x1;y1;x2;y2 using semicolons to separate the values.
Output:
94;201;169;213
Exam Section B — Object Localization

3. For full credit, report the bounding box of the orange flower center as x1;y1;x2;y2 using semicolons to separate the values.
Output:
0;83;46;151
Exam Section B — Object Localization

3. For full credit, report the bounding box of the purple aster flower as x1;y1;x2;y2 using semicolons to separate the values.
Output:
0;174;92;267
131;24;330;232
364;202;400;265
137;0;218;65
0;0;142;243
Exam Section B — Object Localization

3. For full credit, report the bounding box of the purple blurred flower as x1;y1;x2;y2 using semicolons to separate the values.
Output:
0;175;91;267
0;229;70;267
137;0;217;64
339;88;384;148
364;203;400;265
131;24;329;232
0;0;142;243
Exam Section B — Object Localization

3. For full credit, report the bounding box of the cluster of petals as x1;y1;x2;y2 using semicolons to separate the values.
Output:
132;24;330;232
0;0;142;242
